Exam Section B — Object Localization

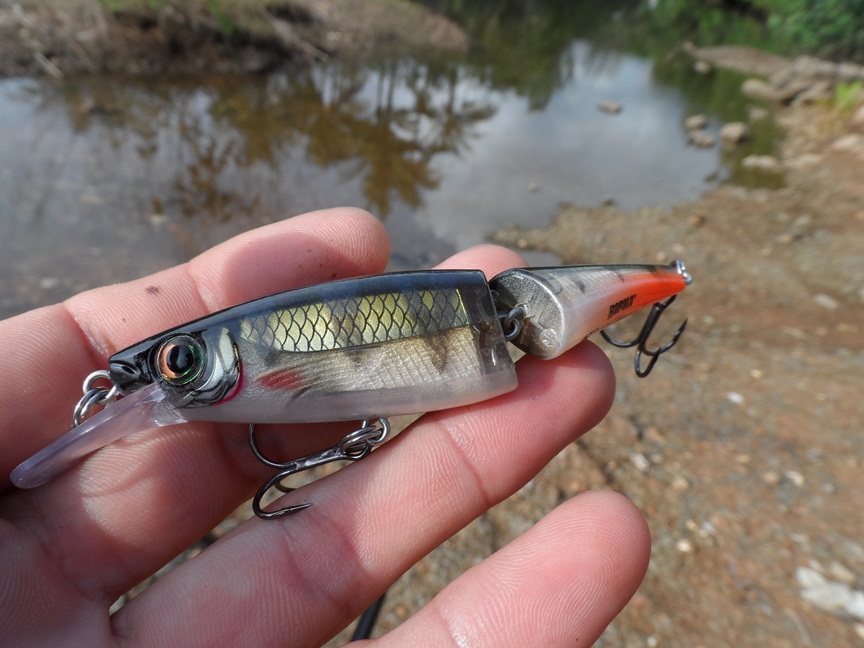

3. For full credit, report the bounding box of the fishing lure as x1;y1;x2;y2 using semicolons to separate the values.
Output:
11;261;691;518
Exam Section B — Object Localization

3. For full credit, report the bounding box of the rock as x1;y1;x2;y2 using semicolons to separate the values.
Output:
788;214;812;237
687;129;715;148
765;57;864;100
676;539;694;553
685;114;708;131
597;100;622;114
828;561;857;585
694;60;711;74
790;55;839;80
838;61;864;82
720;122;748;144
742;155;782;172
671;475;690;491
813;293;840;310
630;453;650;473
727;392;745;405
769;65;796;88
776;78;819;104
786;153;822;169
831;134;864;153
688;45;790;78
742;78;782;102
841;540;864;565
762;471;780;485
797;566;864;621
747;106;770;122
785;470;805;487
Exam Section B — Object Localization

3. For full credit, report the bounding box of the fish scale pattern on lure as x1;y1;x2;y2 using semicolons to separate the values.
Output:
11;261;692;518
241;288;471;352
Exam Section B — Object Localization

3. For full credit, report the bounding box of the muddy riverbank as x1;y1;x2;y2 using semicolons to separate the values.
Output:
0;0;468;77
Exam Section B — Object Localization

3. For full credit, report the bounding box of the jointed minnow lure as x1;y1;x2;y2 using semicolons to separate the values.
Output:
11;262;692;518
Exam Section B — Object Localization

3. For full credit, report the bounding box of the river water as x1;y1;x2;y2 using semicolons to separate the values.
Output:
0;18;774;319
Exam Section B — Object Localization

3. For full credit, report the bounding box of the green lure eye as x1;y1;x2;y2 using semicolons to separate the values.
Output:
156;335;204;385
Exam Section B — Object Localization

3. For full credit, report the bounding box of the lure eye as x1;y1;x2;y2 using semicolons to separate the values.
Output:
156;335;204;385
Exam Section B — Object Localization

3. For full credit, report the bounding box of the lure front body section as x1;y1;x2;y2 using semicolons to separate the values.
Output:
108;270;518;424
490;262;691;359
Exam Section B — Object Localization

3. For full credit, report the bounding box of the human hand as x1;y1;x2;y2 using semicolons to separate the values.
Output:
0;208;650;647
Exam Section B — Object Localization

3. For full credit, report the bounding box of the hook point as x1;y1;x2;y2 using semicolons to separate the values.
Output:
601;295;688;377
248;418;390;520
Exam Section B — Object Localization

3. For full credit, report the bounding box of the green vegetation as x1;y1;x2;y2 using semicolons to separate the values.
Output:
631;0;774;52
94;0;285;39
638;0;864;60
97;0;171;12
831;80;864;114
204;0;239;37
414;1;640;110
760;0;864;59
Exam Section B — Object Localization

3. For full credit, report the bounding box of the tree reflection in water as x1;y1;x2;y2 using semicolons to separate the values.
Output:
199;58;496;218
48;59;496;224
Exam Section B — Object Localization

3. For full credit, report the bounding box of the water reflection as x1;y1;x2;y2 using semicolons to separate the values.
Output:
47;60;499;222
0;30;770;319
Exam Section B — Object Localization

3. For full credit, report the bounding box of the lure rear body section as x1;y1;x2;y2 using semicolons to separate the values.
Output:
490;262;690;359
109;271;518;424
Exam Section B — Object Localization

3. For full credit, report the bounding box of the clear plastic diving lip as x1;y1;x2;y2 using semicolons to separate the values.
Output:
11;383;188;489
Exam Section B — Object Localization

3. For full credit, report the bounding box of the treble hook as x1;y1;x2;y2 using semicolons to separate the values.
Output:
601;294;688;378
248;417;391;519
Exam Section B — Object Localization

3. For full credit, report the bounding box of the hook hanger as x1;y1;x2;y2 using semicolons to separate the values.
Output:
601;295;688;377
248;418;391;519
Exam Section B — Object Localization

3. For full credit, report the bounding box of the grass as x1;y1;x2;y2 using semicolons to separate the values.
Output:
78;0;426;49
96;0;291;39
832;80;864;115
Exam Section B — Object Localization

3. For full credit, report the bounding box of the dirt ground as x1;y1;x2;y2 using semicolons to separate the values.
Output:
362;98;864;646
489;103;864;645
369;49;864;647
3;2;864;646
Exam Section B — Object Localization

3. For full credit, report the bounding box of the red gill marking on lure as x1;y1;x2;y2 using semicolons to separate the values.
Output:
259;367;305;391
